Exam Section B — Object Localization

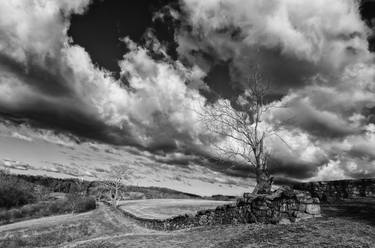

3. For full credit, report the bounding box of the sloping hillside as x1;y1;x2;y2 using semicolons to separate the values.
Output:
1;201;374;248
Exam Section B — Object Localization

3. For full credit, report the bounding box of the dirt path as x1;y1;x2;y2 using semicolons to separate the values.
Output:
0;203;156;247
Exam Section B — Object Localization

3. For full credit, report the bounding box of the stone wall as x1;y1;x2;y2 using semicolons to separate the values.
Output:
293;178;375;202
116;188;321;231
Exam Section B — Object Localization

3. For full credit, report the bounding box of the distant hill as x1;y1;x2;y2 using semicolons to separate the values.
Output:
4;173;202;200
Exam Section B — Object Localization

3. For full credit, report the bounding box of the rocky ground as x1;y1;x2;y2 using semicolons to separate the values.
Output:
0;198;374;248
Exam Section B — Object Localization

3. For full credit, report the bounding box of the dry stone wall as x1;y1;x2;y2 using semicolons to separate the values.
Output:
293;178;375;202
116;188;321;231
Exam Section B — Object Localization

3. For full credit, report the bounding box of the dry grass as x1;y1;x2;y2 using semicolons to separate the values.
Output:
79;218;372;248
118;199;232;219
1;222;94;248
0;200;374;248
0;197;96;225
213;218;375;248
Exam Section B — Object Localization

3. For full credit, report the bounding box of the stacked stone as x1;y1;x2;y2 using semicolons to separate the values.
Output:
365;183;375;197
124;188;322;230
242;188;321;224
119;178;375;231
293;178;375;202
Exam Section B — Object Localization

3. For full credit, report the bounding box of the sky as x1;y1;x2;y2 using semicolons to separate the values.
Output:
0;0;375;194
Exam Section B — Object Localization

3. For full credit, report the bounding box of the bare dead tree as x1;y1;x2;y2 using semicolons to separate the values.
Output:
104;166;129;207
201;70;277;194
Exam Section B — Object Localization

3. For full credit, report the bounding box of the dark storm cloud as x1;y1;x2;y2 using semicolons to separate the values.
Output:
0;39;139;147
0;54;73;96
363;107;375;123
145;149;256;179
271;95;361;139
0;100;138;147
204;62;241;100
179;153;324;182
348;148;375;161
0;0;215;161
160;0;375;183
180;43;326;96
269;158;322;180
171;0;370;98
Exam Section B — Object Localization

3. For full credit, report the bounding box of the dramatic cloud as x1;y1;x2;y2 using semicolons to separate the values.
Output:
117;37;209;149
176;0;370;92
169;0;375;181
1;0;375;185
0;0;210;151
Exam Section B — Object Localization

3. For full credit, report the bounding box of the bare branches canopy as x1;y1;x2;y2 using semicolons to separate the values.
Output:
201;70;275;194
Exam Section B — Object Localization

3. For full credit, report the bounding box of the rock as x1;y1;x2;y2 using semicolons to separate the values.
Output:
138;188;323;231
288;202;297;210
312;197;320;203
281;188;295;198
236;198;246;206
243;192;252;198
279;218;291;225
294;212;313;220
198;215;208;225
280;203;288;212
300;197;314;204
266;188;284;200
298;204;307;212
305;204;321;215
254;209;267;217
253;205;268;210
293;178;375;202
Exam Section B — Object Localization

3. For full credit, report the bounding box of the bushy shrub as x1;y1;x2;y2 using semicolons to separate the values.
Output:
0;197;96;224
0;185;36;209
0;210;10;224
74;197;96;213
20;204;41;217
0;172;97;224
47;200;65;214
0;171;37;209
8;208;23;219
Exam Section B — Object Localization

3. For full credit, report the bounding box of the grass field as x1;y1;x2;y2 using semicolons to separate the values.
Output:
0;199;374;248
118;199;233;219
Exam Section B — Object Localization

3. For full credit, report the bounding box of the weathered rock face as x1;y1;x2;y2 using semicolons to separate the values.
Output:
117;188;321;231
293;178;375;202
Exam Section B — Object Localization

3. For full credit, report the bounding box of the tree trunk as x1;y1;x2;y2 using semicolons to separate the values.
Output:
252;168;273;194
113;185;118;207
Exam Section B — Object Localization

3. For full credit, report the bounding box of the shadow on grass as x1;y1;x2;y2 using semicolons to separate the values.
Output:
321;197;375;226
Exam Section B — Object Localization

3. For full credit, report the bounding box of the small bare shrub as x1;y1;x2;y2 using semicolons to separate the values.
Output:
74;197;96;213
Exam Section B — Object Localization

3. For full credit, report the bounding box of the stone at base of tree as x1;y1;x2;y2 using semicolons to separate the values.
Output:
305;204;321;215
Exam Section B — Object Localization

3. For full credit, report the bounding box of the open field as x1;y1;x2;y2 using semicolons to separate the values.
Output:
321;197;375;226
118;199;233;219
0;199;374;248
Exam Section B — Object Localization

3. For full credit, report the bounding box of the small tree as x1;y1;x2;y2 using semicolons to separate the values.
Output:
67;178;85;213
34;184;50;201
202;70;278;194
104;166;129;207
